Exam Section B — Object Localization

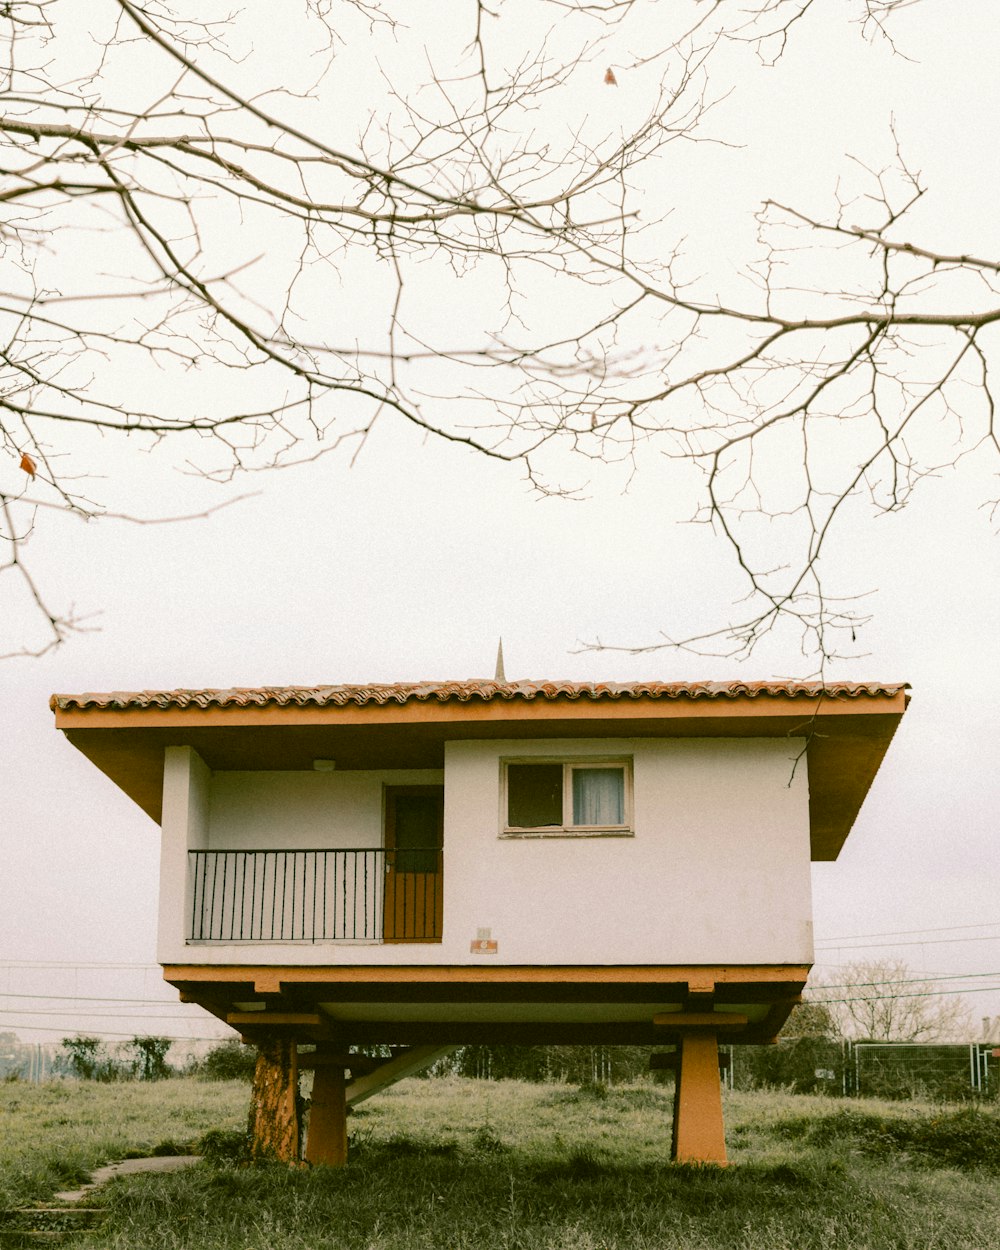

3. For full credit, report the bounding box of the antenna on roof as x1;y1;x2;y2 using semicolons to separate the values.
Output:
494;638;507;683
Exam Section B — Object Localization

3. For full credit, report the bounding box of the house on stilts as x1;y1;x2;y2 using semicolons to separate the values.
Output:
50;677;908;1165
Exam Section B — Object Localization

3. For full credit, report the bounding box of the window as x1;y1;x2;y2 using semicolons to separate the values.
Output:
502;760;632;836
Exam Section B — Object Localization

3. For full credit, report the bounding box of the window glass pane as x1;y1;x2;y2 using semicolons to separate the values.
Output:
507;764;563;827
572;768;624;826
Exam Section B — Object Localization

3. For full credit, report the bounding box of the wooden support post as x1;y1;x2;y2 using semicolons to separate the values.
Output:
247;1035;300;1163
305;1063;348;1167
671;1030;727;1166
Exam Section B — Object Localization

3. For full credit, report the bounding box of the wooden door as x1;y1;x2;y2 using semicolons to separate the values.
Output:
383;786;444;942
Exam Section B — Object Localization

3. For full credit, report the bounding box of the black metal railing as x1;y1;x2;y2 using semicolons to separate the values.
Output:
187;848;442;942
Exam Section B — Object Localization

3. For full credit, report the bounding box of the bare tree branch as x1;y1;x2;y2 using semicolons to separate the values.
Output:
5;0;988;666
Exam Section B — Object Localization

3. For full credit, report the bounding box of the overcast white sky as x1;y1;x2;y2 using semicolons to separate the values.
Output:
1;0;998;1047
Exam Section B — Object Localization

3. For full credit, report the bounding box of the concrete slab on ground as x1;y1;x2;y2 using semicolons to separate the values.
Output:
53;1156;201;1203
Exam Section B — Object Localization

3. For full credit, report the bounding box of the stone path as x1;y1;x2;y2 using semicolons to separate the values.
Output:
52;1155;202;1203
1;1158;204;1246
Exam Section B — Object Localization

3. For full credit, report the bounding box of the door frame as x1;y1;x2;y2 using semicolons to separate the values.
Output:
382;785;444;943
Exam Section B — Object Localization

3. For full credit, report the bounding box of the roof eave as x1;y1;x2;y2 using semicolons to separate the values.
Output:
52;685;908;860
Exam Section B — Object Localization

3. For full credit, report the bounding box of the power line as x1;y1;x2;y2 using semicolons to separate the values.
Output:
816;920;1000;943
0;995;197;1005
1;1023;229;1041
815;934;1000;951
1;1009;215;1021
813;970;1000;991
819;984;1000;1005
0;960;160;970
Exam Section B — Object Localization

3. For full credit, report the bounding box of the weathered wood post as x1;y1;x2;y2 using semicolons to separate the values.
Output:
246;1035;301;1163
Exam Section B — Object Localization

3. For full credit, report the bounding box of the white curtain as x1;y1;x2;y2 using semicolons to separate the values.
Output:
572;768;624;826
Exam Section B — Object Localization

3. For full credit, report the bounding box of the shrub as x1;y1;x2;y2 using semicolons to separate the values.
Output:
125;1036;173;1082
198;1128;250;1164
471;1124;508;1154
576;1079;609;1101
771;1106;1000;1172
58;1036;125;1082
197;1040;257;1082
733;1037;845;1094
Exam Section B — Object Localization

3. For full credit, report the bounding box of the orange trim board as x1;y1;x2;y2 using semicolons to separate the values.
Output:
164;964;811;987
653;1012;748;1029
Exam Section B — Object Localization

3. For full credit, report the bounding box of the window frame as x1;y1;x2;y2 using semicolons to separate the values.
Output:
499;757;634;838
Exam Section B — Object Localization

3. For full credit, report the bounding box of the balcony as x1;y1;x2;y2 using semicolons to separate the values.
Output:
187;848;442;943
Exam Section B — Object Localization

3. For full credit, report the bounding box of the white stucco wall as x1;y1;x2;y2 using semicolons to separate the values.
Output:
157;745;211;963
444;737;813;966
208;769;443;850
158;737;813;967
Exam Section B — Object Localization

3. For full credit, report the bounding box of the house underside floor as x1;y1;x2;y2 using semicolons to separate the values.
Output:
167;962;809;1166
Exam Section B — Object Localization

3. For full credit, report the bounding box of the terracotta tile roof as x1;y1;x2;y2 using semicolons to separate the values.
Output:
51;679;908;712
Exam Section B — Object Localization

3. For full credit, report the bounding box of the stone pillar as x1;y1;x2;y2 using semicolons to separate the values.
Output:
671;1030;727;1165
305;1063;348;1167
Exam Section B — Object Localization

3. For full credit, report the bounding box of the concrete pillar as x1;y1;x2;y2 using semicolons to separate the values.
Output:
671;1030;727;1165
305;1064;348;1167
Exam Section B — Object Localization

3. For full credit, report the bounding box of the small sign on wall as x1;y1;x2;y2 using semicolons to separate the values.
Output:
472;927;498;954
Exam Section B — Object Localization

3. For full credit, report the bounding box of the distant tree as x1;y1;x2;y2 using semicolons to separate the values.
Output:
451;1045;654;1084
0;1031;26;1080
125;1035;172;1081
780;1001;839;1040
813;960;973;1043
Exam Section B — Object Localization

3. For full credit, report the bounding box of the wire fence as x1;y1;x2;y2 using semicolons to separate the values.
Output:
727;1038;1000;1100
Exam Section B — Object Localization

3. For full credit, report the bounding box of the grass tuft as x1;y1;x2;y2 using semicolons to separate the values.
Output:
471;1124;508;1155
380;1132;460;1158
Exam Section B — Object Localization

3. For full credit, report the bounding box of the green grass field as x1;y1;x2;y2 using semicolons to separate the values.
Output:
2;1077;999;1249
